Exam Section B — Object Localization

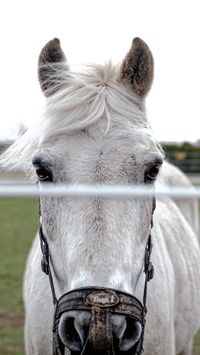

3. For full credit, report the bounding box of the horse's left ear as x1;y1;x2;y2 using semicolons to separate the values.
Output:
120;37;154;97
38;38;67;96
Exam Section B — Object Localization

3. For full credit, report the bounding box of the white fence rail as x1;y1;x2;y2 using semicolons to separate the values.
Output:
0;182;200;199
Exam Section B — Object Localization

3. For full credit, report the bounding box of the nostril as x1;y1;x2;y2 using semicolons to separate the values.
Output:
111;314;127;339
59;315;81;352
120;320;142;351
58;311;91;352
111;315;142;352
58;311;142;353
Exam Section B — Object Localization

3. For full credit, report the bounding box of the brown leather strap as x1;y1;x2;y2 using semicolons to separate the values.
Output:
55;288;144;324
89;307;113;350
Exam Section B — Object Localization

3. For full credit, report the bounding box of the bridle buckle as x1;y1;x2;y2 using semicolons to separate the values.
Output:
41;254;50;275
40;226;50;275
147;261;154;282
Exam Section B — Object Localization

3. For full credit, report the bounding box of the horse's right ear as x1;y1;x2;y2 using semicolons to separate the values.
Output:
120;37;154;98
38;38;67;96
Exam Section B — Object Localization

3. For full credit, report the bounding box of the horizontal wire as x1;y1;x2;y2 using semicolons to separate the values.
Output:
0;182;200;199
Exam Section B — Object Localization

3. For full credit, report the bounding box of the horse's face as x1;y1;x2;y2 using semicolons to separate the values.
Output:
33;38;163;353
34;126;162;293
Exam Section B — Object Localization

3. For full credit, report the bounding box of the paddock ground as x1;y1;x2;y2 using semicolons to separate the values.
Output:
0;173;200;354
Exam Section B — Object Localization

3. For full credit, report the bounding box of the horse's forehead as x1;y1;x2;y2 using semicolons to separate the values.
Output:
38;133;159;185
46;127;152;161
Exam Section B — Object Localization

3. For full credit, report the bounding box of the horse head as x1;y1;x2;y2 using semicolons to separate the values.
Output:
33;37;164;354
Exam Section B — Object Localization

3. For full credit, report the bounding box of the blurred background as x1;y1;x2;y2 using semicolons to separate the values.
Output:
0;0;200;354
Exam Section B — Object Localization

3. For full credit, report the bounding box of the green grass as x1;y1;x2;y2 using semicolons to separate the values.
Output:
0;198;38;355
194;331;200;355
0;197;200;354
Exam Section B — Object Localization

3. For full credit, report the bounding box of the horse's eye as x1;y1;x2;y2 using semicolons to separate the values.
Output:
144;165;160;184
36;167;52;182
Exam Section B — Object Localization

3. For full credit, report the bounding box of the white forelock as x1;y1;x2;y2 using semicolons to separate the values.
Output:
0;61;153;172
41;62;148;137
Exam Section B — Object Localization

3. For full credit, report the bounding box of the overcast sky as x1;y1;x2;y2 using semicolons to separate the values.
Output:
0;0;200;142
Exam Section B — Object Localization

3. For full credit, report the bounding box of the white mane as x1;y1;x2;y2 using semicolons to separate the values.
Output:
0;62;151;172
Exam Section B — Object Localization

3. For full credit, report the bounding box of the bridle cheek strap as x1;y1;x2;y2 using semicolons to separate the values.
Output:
39;226;57;305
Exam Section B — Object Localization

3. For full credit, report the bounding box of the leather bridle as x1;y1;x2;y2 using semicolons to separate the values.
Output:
39;198;155;355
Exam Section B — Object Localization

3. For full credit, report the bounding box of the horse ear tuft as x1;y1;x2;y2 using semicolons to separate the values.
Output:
120;37;154;97
38;38;67;96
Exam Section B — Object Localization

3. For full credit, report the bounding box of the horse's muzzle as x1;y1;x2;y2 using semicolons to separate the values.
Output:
52;287;145;355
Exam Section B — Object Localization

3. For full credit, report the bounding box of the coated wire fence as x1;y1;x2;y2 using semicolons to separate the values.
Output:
0;181;200;199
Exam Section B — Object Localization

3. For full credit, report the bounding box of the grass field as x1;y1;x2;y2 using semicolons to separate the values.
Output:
0;198;200;354
0;198;38;355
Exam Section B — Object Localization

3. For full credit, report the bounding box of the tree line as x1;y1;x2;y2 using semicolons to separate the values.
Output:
163;142;200;173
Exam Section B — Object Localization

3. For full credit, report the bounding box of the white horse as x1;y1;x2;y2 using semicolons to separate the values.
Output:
1;37;200;355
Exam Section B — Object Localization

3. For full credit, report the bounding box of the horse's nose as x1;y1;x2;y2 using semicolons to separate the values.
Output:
58;311;91;352
58;311;142;352
111;314;142;351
